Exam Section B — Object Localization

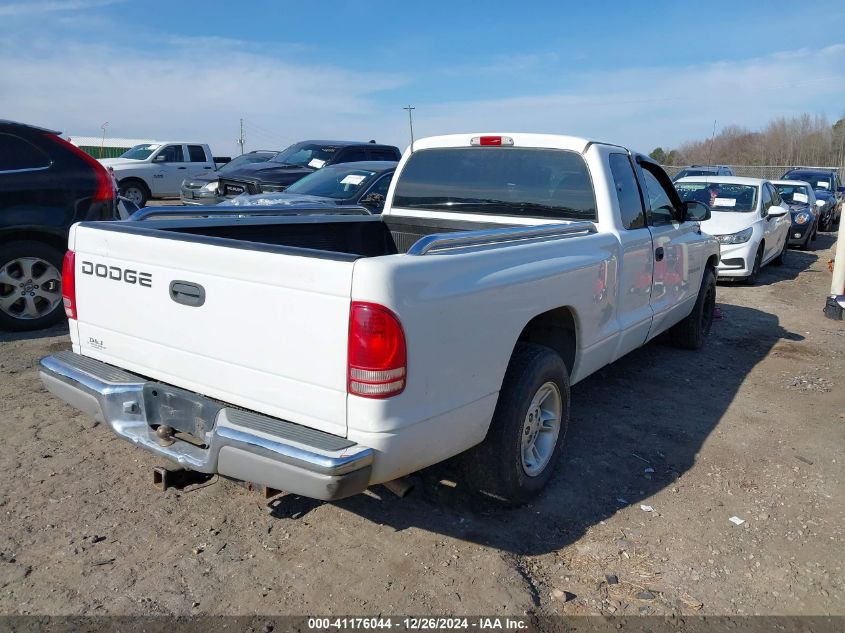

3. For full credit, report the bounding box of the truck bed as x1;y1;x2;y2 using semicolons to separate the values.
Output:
84;213;511;259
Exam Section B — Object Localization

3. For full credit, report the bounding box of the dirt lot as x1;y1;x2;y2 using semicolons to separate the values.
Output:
0;231;842;618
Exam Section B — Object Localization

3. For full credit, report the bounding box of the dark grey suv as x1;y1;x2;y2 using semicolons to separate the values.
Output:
672;165;735;182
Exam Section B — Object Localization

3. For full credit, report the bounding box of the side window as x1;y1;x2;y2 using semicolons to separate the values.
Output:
761;184;772;215
608;153;646;230
639;166;678;226
336;148;368;163
187;145;207;162
769;184;782;207
0;133;51;171
158;145;184;162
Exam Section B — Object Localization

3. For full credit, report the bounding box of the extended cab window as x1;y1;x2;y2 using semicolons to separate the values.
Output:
608;153;645;229
187;145;207;162
0;134;51;171
393;147;597;220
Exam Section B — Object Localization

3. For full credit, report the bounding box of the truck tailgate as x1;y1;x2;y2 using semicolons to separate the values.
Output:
69;224;353;437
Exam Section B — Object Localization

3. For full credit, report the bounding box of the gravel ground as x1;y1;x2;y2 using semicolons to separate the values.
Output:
0;229;842;618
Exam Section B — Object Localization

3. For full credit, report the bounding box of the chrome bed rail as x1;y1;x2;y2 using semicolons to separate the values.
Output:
406;221;597;256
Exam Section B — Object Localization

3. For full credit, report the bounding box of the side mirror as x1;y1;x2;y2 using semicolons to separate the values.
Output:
153;154;167;162
838;186;845;194
361;193;385;206
816;199;826;207
683;200;710;222
767;206;788;218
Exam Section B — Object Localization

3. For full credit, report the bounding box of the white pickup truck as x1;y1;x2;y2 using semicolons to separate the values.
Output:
100;142;219;208
41;133;720;505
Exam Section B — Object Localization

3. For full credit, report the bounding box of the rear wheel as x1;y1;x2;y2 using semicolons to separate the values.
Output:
461;343;570;505
670;268;716;350
0;240;65;331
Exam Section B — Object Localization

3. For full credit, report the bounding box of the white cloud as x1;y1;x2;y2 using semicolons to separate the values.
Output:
0;36;409;155
0;0;122;17
410;45;845;152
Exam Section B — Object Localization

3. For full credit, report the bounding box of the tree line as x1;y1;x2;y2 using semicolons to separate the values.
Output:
650;113;845;169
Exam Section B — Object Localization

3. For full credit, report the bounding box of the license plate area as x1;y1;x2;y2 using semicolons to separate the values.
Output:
143;383;222;445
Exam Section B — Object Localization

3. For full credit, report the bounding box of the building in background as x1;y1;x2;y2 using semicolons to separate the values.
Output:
66;136;158;159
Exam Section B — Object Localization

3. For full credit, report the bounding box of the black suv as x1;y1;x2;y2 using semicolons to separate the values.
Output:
0;120;116;331
218;140;401;199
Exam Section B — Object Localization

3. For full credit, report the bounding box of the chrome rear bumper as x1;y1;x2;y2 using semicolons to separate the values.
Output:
39;352;373;500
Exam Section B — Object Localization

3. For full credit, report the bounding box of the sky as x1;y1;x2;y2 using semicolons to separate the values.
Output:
1;0;844;157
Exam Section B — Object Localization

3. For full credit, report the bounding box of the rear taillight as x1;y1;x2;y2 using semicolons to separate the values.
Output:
62;250;77;320
348;302;406;398
44;133;114;204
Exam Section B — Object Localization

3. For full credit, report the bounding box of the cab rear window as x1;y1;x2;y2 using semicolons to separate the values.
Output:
393;147;597;220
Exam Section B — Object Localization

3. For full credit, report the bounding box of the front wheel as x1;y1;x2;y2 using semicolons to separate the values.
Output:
119;181;148;208
670;268;716;350
744;245;763;285
461;343;570;505
772;237;788;265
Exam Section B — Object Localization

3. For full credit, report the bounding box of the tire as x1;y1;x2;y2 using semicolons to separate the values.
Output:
0;240;65;331
772;237;788;265
119;180;149;208
800;228;814;250
670;267;716;350
461;343;570;505
744;245;763;285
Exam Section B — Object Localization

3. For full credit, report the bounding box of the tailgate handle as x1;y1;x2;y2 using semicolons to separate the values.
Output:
169;281;205;307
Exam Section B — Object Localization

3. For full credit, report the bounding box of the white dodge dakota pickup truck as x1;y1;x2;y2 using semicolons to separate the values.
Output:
41;133;720;505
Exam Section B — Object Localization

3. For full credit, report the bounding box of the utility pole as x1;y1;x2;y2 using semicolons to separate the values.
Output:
237;118;245;155
706;119;716;166
403;105;416;152
99;121;109;158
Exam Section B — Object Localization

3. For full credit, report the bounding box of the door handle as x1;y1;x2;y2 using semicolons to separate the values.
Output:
655;247;664;262
169;280;205;307
178;166;187;170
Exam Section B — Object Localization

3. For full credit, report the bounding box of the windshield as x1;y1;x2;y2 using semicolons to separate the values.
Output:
392;147;597;220
119;144;161;160
774;183;811;205
284;167;380;199
676;181;758;212
219;152;274;174
783;172;833;191
270;143;339;168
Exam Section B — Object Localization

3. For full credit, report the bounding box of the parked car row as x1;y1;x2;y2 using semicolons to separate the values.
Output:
2;118;843;333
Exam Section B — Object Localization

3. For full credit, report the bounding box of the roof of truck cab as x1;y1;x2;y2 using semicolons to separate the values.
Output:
411;133;604;154
675;175;768;186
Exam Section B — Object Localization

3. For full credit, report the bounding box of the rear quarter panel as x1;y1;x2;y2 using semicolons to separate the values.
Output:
347;231;622;445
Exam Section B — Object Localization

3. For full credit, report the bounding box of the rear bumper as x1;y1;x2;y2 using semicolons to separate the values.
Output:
39;352;374;500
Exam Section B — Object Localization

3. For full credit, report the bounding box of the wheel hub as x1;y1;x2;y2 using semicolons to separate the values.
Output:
520;382;563;477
